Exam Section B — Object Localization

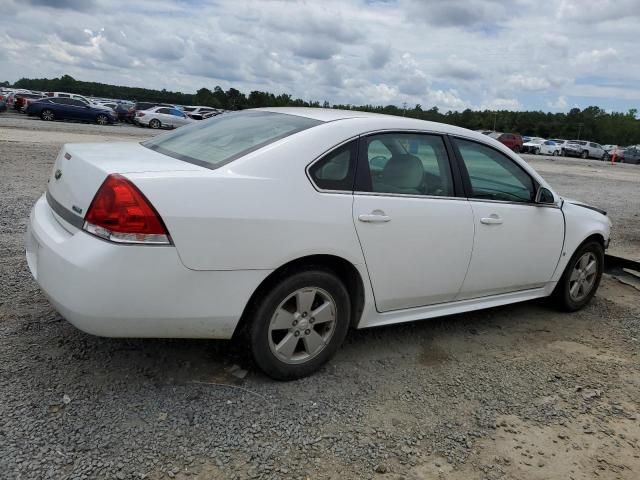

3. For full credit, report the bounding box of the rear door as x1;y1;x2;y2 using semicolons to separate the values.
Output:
353;132;474;312
451;137;564;299
156;108;172;125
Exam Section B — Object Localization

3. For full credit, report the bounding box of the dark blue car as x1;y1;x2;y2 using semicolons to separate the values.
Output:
26;97;117;125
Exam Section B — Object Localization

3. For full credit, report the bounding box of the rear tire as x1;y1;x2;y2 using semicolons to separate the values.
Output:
534;147;540;155
552;241;603;312
513;145;521;153
553;150;559;156
96;114;108;125
248;269;350;380
40;109;54;121
581;150;588;159
149;119;161;129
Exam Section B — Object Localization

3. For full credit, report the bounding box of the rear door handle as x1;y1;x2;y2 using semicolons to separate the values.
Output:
358;210;391;223
480;214;503;225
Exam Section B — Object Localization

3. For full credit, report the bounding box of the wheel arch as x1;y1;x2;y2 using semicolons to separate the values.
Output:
232;254;366;339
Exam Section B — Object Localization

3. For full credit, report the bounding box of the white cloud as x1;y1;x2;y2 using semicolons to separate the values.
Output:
508;74;551;91
1;0;640;112
548;96;568;109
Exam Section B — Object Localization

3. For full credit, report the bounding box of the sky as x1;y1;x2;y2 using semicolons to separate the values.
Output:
1;0;639;112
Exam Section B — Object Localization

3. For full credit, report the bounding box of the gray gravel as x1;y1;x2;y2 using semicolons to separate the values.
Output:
1;114;639;479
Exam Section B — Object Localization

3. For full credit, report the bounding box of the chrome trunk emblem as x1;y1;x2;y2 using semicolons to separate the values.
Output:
54;169;62;180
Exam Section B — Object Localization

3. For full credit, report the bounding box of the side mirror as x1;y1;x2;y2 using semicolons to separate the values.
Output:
535;187;555;204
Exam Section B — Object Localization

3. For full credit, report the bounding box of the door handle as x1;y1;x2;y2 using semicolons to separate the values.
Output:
480;214;503;225
358;210;391;223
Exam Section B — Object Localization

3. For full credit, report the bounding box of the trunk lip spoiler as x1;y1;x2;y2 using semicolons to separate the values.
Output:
46;190;84;229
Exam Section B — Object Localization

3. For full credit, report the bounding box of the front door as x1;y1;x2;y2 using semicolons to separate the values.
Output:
451;137;564;299
353;132;474;312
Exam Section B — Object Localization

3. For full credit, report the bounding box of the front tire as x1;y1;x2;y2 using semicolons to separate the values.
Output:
534;147;540;155
553;150;559;156
553;241;603;311
96;114;109;125
149;119;161;129
248;269;351;380
581;150;589;159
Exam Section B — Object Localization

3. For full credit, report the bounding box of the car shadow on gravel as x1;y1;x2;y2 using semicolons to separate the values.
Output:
32;295;574;386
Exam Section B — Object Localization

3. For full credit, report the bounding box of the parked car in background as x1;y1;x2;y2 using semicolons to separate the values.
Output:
14;93;45;112
535;140;561;156
135;106;193;129
183;106;218;120
99;102;130;121
606;146;640;164
126;102;175;124
521;137;546;153
26;97;117;125
27;108;611;380
202;110;226;119
488;132;523;152
0;100;6;113
564;141;605;160
601;144;617;152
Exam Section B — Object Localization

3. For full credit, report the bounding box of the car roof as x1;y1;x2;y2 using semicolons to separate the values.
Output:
257;107;387;122
256;107;489;138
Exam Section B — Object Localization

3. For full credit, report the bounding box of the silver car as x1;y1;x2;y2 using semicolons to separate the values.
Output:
136;106;194;129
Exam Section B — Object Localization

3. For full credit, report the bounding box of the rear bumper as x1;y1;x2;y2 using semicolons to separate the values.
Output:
26;194;270;339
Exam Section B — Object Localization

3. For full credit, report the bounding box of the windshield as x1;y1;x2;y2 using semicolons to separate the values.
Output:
142;111;323;169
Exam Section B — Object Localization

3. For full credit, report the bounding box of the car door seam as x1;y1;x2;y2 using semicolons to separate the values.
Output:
453;199;476;301
350;193;383;314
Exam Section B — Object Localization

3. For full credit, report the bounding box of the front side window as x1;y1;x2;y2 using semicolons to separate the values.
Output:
453;138;535;203
142;111;323;169
308;141;357;191
361;133;455;197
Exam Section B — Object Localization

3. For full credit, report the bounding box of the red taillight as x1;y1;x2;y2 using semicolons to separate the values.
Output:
136;112;145;117
83;174;171;245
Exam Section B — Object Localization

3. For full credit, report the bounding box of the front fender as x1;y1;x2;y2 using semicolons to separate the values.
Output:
551;201;611;281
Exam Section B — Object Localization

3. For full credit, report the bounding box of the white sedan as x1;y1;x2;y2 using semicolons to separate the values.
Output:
26;108;611;380
135;106;193;129
536;140;562;156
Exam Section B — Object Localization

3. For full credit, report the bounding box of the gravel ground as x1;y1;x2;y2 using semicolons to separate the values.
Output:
1;113;639;480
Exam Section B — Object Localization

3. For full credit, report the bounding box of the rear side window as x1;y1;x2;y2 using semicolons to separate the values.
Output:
142;111;323;169
308;141;357;191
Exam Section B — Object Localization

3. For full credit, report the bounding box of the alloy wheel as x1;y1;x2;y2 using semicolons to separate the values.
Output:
41;110;54;121
96;114;108;125
268;287;337;364
568;252;598;302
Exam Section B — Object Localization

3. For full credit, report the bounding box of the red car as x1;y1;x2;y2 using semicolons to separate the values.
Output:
488;132;524;152
14;93;45;112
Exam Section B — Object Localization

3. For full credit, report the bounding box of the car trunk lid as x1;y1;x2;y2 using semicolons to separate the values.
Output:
46;142;206;230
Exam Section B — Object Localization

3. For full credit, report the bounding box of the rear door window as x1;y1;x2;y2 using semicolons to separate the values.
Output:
358;133;455;197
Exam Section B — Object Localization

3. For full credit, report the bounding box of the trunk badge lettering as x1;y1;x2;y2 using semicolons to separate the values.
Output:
72;205;83;215
64;152;72;160
54;169;62;180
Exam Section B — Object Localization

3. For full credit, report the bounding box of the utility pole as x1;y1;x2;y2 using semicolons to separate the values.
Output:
577;122;584;140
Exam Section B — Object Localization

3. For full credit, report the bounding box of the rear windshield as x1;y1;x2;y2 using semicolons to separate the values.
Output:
142;111;323;169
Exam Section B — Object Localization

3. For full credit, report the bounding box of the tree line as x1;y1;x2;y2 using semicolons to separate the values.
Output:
8;75;640;145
